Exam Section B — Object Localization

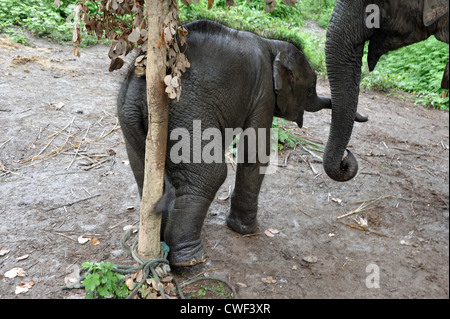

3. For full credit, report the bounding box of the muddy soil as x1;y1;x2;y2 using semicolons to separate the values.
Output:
0;33;448;299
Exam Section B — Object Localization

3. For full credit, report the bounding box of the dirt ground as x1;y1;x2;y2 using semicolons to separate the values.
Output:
0;31;448;299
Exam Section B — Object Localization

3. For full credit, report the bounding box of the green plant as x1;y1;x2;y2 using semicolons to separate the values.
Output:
191;282;232;298
0;0;103;44
3;27;32;45
272;118;325;159
81;261;129;299
297;0;336;28
361;37;449;110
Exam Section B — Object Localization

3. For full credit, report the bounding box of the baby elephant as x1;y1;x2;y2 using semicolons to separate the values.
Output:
118;20;331;266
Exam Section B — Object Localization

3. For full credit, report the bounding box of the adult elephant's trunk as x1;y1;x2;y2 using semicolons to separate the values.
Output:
323;1;367;182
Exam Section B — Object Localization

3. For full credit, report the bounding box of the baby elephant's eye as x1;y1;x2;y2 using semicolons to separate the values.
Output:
308;82;317;97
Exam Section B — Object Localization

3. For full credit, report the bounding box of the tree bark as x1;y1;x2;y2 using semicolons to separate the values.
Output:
138;0;170;261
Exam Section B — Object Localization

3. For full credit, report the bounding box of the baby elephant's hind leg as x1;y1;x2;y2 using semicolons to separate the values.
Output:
164;163;227;267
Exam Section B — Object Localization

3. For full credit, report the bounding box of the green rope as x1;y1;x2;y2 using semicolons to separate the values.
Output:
120;227;237;299
63;227;237;299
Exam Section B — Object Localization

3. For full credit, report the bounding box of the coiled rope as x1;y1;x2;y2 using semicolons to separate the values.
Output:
63;227;237;299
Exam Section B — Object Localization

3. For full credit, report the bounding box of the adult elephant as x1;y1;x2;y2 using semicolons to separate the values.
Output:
324;0;449;182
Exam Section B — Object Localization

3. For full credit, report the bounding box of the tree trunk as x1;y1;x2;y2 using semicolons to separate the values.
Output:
138;0;170;261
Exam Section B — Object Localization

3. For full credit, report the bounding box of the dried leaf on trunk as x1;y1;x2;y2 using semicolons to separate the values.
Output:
128;27;141;43
72;23;81;45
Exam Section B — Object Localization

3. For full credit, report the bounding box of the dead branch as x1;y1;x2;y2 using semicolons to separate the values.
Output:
45;194;101;212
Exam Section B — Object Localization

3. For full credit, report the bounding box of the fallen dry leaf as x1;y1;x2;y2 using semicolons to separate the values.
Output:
77;235;90;244
5;267;27;279
262;276;277;284
302;255;318;264
264;228;280;237
15;280;35;295
47;101;64;110
132;269;143;282
64;265;80;288
91;238;100;246
16;254;29;262
126;278;135;290
0;247;10;256
264;230;274;237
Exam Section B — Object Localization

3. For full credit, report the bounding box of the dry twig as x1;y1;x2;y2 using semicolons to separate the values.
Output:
336;195;393;220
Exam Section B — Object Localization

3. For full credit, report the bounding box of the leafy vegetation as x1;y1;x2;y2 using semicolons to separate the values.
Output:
296;0;336;28
1;0;69;40
0;0;448;110
190;282;233;298
361;37;449;109
81;261;129;299
272;118;324;159
0;0;102;45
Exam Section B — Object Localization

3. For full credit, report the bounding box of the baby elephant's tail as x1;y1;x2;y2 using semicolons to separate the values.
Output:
155;176;175;240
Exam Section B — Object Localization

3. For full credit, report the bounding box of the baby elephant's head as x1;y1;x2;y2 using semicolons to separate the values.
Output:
272;42;331;128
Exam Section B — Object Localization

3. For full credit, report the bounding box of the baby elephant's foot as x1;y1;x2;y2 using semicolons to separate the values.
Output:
227;211;258;235
168;239;209;267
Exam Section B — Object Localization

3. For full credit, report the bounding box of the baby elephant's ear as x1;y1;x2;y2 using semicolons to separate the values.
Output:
273;52;294;115
273;53;283;94
423;0;448;26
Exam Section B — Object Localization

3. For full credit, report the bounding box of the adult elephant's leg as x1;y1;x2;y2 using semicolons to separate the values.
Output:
164;162;227;267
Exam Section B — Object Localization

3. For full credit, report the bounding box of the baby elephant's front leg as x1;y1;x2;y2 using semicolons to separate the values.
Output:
227;162;266;234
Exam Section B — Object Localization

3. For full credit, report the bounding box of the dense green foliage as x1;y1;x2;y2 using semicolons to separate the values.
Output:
0;0;448;109
361;38;449;108
0;0;69;40
0;0;99;44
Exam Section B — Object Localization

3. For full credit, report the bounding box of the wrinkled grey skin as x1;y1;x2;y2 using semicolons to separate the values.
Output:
324;0;449;182
118;20;337;266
